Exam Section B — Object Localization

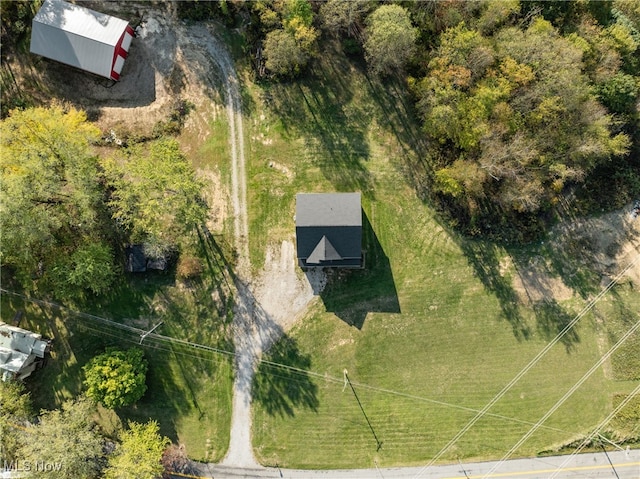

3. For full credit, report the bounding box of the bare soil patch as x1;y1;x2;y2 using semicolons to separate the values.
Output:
198;169;228;234
513;259;575;305
551;205;640;286
252;240;324;333
512;204;640;304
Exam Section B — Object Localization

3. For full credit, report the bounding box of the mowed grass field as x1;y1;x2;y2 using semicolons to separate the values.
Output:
238;42;640;467
1;273;234;463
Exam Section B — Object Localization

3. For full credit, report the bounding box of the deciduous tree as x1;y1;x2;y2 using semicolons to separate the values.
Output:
83;348;148;409
18;396;104;479
363;4;418;75
255;0;318;77
0;380;32;463
263;28;308;76
0;105;116;299
104;421;169;479
415;19;630;218
103;138;208;259
319;0;371;38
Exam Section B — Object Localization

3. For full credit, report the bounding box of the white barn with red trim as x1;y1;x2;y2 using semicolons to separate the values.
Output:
30;0;134;81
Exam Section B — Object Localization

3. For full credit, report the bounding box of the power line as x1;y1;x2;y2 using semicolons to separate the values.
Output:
140;321;163;344
4;271;637;455
413;253;640;478
1;288;583;438
547;383;640;479
481;317;640;478
0;289;143;334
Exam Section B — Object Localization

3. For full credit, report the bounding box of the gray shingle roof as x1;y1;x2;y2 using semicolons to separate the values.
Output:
295;193;363;268
307;235;342;264
296;193;362;227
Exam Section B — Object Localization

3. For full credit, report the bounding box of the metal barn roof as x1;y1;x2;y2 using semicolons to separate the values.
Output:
30;0;134;80
33;0;129;46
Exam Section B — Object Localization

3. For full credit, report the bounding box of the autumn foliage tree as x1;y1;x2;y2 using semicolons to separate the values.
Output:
413;18;630;230
363;4;418;76
0;380;32;464
0;105;116;299
319;0;371;40
102;138;208;260
257;0;319;76
104;421;169;479
18;396;104;479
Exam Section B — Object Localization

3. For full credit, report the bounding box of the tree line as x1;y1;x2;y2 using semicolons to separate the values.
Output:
0;105;209;301
0;378;175;479
185;0;640;240
3;1;637;240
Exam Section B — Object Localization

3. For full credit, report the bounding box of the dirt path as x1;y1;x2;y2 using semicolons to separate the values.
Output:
90;11;322;466
180;25;323;467
185;26;249;271
179;25;257;467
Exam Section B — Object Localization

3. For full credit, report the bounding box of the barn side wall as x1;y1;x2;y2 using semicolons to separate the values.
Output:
30;20;117;79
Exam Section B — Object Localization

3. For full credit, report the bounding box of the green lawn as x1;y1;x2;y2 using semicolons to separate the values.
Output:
1;269;234;463
240;42;640;468
596;285;640;382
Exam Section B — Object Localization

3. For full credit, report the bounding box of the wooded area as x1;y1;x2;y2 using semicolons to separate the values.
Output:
0;105;208;301
0;1;639;473
204;0;639;240
2;0;638;244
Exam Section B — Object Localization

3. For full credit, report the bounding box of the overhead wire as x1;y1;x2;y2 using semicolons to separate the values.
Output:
547;381;640;479
480;316;640;478
1;288;581;437
4;252;639;466
412;253;640;478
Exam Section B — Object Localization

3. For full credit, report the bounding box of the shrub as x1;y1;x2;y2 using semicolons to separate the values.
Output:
83;348;147;409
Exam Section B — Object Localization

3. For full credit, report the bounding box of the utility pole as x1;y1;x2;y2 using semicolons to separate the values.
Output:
140;321;163;344
374;459;385;478
598;433;624;451
343;370;383;451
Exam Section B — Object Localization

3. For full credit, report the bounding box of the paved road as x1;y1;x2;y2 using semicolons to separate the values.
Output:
170;449;640;479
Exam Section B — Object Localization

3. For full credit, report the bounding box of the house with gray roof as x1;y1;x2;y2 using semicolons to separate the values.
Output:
295;193;363;269
0;322;51;381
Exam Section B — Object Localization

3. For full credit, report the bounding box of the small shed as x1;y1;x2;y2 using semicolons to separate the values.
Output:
125;244;169;273
125;244;147;273
296;193;363;269
30;0;134;81
0;322;51;381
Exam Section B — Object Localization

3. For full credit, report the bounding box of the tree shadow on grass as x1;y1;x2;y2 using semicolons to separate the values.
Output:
459;239;532;341
197;226;236;325
193;229;320;421
458;238;583;350
316;211;400;330
364;70;429;162
538;234;601;301
532;299;580;352
8;284;228;445
264;44;375;197
253;335;319;418
232;277;321;419
598;288;640;381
